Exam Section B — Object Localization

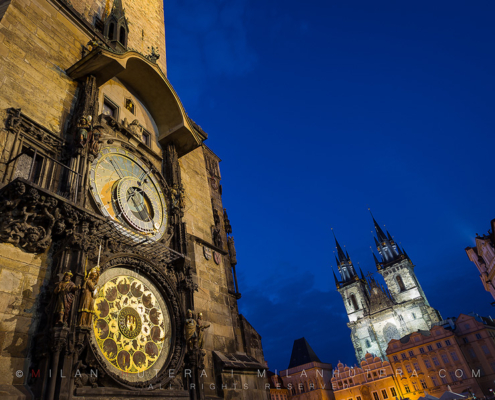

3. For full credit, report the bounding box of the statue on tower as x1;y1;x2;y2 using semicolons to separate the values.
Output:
53;272;79;326
78;266;100;327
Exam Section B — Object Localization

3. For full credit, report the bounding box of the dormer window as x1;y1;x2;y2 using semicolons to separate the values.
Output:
104;0;128;51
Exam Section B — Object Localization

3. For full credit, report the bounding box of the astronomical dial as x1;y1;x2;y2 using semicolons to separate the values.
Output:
89;146;167;241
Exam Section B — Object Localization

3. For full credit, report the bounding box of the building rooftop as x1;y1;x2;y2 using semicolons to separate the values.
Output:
287;337;321;369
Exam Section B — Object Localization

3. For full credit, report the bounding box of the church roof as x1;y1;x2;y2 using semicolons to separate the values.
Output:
287;337;321;369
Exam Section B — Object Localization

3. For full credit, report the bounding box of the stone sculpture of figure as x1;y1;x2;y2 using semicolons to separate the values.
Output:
212;226;223;249
196;313;210;350
227;236;237;266
76;116;91;148
54;272;80;325
129;119;143;138
184;309;197;351
78;266;100;327
88;125;104;155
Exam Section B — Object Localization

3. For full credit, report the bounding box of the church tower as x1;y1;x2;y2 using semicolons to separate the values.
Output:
334;234;369;323
371;213;430;305
0;0;268;399
335;215;442;363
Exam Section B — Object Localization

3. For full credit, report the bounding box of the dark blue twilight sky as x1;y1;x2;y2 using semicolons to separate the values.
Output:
163;0;495;371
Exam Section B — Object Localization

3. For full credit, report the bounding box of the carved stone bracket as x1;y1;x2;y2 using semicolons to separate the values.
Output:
6;108;66;154
0;180;97;253
0;179;184;265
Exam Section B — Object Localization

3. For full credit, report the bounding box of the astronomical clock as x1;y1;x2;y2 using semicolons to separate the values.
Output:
89;146;168;241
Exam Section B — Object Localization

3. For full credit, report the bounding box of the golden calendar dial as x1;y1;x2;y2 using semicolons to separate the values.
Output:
93;270;172;375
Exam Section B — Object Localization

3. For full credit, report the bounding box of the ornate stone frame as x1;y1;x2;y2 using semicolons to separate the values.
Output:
88;254;185;389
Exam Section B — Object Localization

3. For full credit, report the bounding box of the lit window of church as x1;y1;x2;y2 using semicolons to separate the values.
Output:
393;355;399;362
420;379;427;389
427;345;433;351
372;392;379;400
436;342;442;348
409;350;414;356
381;389;388;399
404;385;411;393
419;347;425;353
401;353;407;359
390;387;397;397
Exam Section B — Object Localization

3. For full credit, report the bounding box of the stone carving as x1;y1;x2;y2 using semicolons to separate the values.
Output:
69;75;99;156
211;225;223;249
128;119;143;138
185;309;197;352
0;181;105;254
76;116;91;148
78;266;100;327
223;208;232;234
228;236;237;266
147;46;160;63
196;313;210;350
6;108;65;153
54;272;80;325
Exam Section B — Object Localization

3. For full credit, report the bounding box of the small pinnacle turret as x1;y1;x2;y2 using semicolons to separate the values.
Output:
370;212;401;268
332;231;358;285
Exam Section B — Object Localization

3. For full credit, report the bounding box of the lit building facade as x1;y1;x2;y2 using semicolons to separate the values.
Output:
334;215;442;362
386;313;495;399
331;353;401;400
269;372;291;400
387;323;480;399
465;219;495;301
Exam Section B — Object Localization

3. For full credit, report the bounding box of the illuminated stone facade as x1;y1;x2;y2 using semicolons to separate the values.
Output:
0;0;268;399
465;219;495;301
334;216;441;362
331;353;400;400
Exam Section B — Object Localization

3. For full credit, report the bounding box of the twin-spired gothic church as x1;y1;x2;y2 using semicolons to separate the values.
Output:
0;0;268;399
334;216;442;362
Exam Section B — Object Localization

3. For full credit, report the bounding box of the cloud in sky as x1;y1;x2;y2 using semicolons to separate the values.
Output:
237;261;355;372
164;0;257;106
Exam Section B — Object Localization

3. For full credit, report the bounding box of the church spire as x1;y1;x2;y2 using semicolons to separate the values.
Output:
333;269;340;288
332;230;357;284
370;211;400;267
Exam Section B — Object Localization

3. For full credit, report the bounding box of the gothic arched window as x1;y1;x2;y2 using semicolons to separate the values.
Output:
108;22;115;40
350;294;359;311
396;275;406;292
119;26;126;45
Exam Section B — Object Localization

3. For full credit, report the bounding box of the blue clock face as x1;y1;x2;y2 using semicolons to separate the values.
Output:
89;146;167;241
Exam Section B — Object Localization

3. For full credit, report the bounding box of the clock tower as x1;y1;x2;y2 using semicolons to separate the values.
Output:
0;1;268;399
